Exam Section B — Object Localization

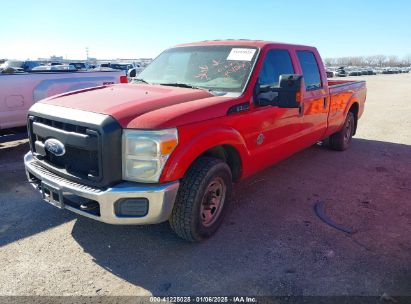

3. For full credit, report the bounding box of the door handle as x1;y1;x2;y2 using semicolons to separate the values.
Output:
323;98;327;110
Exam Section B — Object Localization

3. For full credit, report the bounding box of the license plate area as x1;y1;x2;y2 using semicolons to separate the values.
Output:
41;182;64;209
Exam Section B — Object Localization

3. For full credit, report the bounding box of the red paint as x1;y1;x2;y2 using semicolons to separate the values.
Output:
39;40;366;183
119;75;128;83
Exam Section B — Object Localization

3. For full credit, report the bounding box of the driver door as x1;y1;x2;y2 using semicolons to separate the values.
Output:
241;48;305;169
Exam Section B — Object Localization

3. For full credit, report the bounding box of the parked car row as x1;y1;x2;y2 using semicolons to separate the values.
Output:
381;68;410;74
326;66;410;77
0;60;88;73
0;59;150;74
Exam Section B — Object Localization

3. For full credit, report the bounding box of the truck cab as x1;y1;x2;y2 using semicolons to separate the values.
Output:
24;40;366;241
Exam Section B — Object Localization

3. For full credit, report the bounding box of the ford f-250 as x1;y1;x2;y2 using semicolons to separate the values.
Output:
24;40;366;241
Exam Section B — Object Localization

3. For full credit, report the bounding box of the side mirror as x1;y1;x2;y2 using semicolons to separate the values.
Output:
127;68;137;78
253;75;303;108
276;74;303;108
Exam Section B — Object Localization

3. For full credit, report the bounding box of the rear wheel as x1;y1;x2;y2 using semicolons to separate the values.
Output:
329;111;355;151
169;157;232;242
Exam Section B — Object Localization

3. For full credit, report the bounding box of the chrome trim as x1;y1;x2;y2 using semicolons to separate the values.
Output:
24;152;179;225
29;103;109;125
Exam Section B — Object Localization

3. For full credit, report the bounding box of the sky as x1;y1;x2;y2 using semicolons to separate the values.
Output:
1;0;410;60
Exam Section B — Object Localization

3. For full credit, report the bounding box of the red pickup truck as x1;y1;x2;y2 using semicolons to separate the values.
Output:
24;40;366;241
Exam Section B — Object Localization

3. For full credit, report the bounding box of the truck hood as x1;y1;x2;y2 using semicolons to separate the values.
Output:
41;84;236;129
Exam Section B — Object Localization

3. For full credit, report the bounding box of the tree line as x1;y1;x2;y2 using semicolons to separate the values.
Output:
324;54;411;67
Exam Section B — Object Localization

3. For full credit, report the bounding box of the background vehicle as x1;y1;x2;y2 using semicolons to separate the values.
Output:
109;63;135;75
68;62;88;70
109;63;134;70
0;60;42;71
0;60;23;70
31;64;77;71
326;70;334;78
24;40;366;241
336;67;347;77
0;70;127;129
1;67;25;74
348;70;362;76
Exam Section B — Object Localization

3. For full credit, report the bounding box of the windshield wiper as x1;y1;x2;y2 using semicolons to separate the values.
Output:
158;82;227;96
159;82;200;89
133;78;149;84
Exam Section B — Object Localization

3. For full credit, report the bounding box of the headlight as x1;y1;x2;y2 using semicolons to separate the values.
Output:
122;128;178;182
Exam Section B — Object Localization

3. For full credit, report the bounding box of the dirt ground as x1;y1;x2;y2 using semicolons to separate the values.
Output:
0;73;410;298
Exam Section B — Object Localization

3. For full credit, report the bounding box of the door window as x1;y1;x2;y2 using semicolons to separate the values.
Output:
296;51;322;91
259;49;294;86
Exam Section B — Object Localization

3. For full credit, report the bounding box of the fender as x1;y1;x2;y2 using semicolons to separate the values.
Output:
343;93;359;117
160;127;250;182
333;93;359;131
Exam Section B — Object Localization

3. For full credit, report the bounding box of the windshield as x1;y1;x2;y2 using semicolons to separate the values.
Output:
137;45;259;93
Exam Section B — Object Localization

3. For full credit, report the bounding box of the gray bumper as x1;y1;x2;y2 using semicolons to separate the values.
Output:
24;152;179;225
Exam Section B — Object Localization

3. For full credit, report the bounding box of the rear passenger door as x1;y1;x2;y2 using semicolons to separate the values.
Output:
296;50;329;144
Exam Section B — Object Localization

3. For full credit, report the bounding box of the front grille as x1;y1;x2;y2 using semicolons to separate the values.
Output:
27;112;122;188
45;144;99;179
29;116;101;181
34;117;88;134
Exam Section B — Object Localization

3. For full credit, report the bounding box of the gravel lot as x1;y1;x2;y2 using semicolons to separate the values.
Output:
0;74;410;298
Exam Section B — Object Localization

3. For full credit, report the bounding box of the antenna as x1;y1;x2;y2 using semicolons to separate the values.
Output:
86;47;89;61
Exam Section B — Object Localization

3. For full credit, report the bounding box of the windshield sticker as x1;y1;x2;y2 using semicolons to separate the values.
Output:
195;60;252;80
227;48;256;61
195;65;209;79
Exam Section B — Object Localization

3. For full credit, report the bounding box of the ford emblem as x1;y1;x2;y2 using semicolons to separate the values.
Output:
44;138;66;156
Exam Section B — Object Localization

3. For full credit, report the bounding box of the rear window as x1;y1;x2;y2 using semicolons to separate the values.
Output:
297;51;322;91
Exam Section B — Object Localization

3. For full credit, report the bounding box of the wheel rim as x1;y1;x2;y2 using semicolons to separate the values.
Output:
344;117;353;143
200;177;226;227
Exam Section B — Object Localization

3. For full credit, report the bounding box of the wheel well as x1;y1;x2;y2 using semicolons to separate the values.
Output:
199;145;242;181
349;102;359;135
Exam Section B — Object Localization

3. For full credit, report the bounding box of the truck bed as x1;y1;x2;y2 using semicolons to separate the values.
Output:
326;79;367;136
328;79;366;94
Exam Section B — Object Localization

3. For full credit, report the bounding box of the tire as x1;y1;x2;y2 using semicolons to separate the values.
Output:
329;111;355;151
169;157;232;242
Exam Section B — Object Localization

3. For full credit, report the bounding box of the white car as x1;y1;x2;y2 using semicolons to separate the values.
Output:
31;65;77;71
0;69;126;129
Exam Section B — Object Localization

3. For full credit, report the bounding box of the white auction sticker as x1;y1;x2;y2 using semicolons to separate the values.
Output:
227;48;256;61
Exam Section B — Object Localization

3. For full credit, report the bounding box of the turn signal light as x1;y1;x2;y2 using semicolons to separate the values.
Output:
120;75;128;83
160;139;178;155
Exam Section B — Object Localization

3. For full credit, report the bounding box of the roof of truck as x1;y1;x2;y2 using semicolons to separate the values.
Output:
175;39;314;49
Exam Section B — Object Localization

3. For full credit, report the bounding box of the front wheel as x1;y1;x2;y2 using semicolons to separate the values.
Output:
169;157;232;242
329;111;355;151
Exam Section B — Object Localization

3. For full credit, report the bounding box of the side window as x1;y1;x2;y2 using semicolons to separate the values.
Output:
259;49;294;86
296;51;322;91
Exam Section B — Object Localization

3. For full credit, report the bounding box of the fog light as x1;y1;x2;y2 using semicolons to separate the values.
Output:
114;198;149;217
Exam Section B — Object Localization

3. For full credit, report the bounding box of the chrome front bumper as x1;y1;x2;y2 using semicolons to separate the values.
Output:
24;152;179;225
